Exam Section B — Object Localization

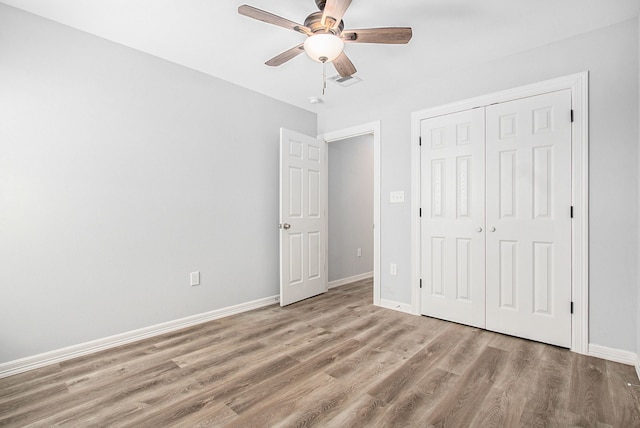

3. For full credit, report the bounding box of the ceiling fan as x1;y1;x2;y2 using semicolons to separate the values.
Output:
238;0;413;78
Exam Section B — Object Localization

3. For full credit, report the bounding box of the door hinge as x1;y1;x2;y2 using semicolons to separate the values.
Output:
570;206;574;218
570;301;574;314
571;109;574;123
419;208;422;217
419;136;422;146
420;278;423;289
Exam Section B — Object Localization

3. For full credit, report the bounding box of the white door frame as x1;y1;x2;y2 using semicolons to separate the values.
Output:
321;121;381;305
410;72;589;354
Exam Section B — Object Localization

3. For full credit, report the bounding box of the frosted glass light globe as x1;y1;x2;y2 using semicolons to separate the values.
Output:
303;34;344;63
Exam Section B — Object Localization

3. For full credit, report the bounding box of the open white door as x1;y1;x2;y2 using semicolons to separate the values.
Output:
280;128;327;306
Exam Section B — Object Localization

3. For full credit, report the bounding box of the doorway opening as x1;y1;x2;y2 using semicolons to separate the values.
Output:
327;134;374;288
322;122;381;305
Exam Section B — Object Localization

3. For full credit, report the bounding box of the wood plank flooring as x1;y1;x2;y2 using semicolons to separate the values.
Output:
2;278;640;427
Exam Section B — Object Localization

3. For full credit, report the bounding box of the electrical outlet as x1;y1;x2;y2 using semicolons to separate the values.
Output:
190;271;200;286
357;248;362;257
390;264;397;276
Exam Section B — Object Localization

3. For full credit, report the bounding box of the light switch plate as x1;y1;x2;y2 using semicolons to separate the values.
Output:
390;191;405;203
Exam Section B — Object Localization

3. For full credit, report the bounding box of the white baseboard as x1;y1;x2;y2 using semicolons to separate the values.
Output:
328;272;373;289
379;298;414;315
588;344;638;366
0;294;280;379
636;356;640;382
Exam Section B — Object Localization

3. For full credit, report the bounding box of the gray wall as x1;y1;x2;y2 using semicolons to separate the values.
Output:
0;5;316;363
328;135;374;282
319;19;639;353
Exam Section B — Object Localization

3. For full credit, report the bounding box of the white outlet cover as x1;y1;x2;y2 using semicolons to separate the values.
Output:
190;271;200;286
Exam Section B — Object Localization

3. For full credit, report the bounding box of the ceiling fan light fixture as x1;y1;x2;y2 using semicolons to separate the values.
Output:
303;33;344;63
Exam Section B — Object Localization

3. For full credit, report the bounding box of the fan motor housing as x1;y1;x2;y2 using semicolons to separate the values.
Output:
304;11;344;34
314;0;326;10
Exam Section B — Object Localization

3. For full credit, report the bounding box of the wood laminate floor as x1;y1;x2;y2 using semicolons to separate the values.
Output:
1;278;640;427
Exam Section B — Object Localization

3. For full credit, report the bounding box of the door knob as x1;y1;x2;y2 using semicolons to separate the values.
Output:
489;226;496;232
281;223;291;230
476;227;483;232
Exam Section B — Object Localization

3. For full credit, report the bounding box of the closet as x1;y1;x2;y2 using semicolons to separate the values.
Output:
419;89;572;348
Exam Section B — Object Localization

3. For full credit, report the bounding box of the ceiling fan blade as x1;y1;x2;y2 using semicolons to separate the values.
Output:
265;44;305;67
238;5;311;35
342;27;413;44
321;0;352;30
332;52;357;77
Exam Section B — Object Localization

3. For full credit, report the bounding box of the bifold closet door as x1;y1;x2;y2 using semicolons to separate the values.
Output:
485;90;572;348
420;108;486;328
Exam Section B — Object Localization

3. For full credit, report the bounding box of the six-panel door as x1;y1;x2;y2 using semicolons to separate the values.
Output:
420;108;486;328
280;128;326;306
420;90;572;348
485;90;572;348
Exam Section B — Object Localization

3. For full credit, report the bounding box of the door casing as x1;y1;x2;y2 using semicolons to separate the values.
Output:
411;72;589;354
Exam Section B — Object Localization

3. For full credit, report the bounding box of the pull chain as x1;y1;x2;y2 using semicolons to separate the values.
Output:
323;61;326;95
320;56;328;96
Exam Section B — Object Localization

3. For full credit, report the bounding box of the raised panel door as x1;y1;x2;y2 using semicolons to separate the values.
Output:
485;90;572;347
420;108;486;328
280;128;327;306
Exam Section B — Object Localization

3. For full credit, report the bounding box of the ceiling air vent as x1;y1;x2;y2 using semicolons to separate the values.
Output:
328;74;363;87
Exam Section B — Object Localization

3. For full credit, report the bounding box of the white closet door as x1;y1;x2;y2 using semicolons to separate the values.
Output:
485;90;572;348
420;108;486;328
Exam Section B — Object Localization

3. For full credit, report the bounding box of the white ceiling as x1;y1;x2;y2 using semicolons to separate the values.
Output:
2;0;639;112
